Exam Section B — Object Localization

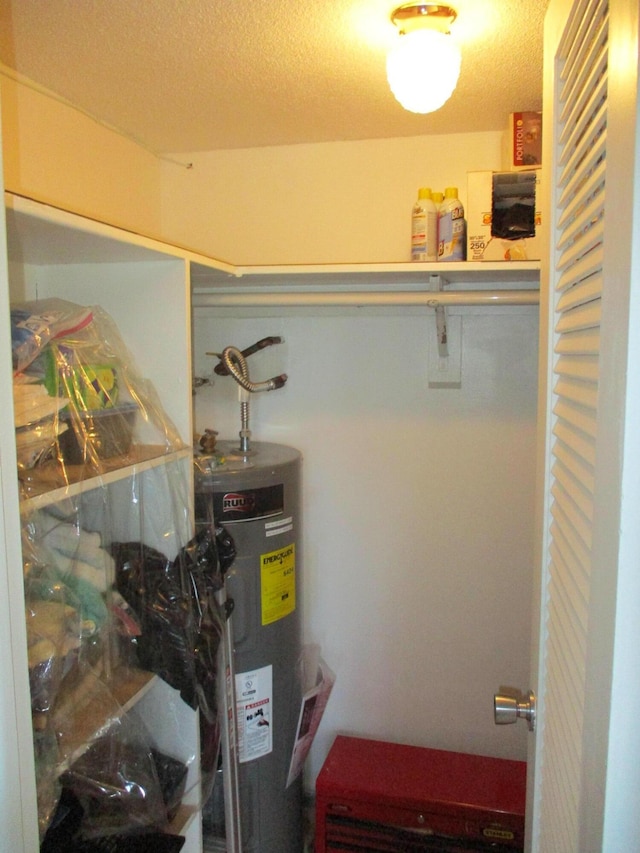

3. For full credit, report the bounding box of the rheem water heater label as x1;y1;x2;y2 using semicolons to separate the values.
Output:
261;543;296;625
236;664;273;762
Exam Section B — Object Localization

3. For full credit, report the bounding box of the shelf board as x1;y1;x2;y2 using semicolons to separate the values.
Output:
5;192;236;274
6;193;539;290
191;260;541;291
53;667;157;771
19;445;192;512
168;803;201;837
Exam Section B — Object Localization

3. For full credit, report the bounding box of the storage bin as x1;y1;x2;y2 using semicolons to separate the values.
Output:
58;403;137;464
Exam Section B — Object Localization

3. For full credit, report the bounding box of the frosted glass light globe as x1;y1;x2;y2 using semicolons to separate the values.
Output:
386;29;461;114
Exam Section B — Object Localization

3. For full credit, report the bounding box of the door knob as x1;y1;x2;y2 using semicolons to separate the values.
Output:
494;689;536;731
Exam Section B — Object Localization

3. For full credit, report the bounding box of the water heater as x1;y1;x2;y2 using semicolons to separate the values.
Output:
194;440;303;853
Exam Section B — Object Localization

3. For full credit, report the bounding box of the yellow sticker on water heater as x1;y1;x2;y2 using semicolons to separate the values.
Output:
260;543;296;625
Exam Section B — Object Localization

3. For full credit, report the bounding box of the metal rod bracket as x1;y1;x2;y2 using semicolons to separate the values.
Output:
427;275;462;388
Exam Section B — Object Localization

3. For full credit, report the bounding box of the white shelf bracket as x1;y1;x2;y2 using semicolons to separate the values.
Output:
428;275;448;356
427;274;462;389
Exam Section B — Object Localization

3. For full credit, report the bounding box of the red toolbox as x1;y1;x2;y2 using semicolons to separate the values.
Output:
315;735;526;852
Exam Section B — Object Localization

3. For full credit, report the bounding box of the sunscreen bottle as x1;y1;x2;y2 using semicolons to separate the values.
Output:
411;187;437;262
438;187;466;261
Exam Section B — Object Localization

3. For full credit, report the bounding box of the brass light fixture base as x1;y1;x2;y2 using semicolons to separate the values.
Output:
390;3;457;34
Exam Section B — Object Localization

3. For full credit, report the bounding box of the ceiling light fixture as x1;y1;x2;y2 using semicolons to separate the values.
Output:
387;3;461;114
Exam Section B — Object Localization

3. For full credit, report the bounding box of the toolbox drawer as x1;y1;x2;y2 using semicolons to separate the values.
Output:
316;736;526;853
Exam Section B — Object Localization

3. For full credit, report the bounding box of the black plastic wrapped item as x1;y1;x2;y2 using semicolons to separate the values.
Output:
42;786;185;852
73;833;185;853
151;749;189;823
112;541;198;708
112;526;232;798
175;527;225;789
491;171;537;240
42;747;187;853
112;529;226;714
215;523;237;575
59;735;167;838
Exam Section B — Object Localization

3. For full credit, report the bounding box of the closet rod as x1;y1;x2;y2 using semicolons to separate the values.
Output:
192;289;539;308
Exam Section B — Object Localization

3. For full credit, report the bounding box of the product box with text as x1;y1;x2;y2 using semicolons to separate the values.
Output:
466;170;542;262
502;111;542;171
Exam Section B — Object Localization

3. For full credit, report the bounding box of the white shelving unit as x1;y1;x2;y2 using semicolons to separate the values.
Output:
1;192;541;851
4;193;231;852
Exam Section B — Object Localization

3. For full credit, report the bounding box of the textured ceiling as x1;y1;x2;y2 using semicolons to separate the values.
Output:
0;0;548;154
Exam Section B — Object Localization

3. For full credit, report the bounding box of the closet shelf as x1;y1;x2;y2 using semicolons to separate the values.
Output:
190;259;540;288
19;446;192;513
190;261;540;308
53;668;157;773
5;194;540;306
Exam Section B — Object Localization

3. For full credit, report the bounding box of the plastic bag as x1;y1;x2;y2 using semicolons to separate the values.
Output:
11;298;93;375
42;782;185;853
112;526;229;796
23;552;84;836
14;299;204;842
113;529;226;708
16;299;184;494
59;735;169;838
41;743;187;850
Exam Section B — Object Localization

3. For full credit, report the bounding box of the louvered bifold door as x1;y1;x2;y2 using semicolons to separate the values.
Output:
538;0;608;850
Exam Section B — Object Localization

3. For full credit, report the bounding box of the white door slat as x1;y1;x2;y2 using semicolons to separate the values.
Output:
554;354;599;383
553;417;597;467
547;568;588;674
553;396;597;441
552;455;594;519
546;624;585;721
553;375;599;412
556;188;605;252
551;503;590;588
549;518;590;623
558;0;607;110
552;437;596;496
557;109;607;191
552;481;592;551
543;690;581;818
556;274;602;311
556;215;605;272
556;255;603;297
557;130;606;200
554;299;601;334
546;626;586;721
547;594;587;706
558;52;608;159
554;326;600;356
557;158;606;231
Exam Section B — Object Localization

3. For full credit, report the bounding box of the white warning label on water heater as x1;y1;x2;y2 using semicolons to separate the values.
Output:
235;664;273;763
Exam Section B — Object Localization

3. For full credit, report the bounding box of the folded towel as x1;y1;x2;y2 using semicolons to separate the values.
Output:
28;570;108;636
35;511;115;576
13;379;69;428
48;551;109;593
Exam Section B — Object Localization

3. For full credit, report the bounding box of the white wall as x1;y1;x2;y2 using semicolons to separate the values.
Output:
192;304;538;789
0;75;504;269
0;73;163;240
161;131;502;264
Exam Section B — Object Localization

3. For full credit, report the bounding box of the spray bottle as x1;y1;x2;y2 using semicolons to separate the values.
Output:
438;186;466;261
411;187;438;262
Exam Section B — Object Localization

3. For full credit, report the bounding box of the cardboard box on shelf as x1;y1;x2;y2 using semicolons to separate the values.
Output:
503;112;542;171
466;170;542;262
